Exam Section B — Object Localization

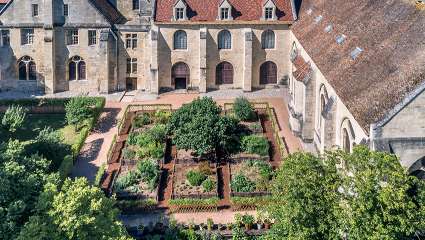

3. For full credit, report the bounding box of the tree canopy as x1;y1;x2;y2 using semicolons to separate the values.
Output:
267;146;425;240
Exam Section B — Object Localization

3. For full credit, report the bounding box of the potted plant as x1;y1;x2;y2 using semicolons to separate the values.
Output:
226;223;233;231
207;218;214;231
256;211;264;230
242;214;255;230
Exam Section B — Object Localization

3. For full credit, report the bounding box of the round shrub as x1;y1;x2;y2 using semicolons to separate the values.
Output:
241;135;269;156
147;124;167;143
186;170;207;186
154;110;171;124
202;177;216;192
115;171;140;192
231;174;256;192
233;97;256;121
136;158;159;190
133;113;151;128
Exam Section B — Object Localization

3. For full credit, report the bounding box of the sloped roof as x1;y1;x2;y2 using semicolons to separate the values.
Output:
292;54;311;83
89;0;125;24
0;0;8;4
155;0;294;22
292;0;425;132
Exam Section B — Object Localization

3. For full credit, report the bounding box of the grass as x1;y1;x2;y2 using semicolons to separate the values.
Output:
0;114;74;143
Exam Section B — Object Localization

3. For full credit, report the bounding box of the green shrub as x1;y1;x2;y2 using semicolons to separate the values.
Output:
233;97;256;121
231;174;256;192
153;110;171;124
133;113;151;128
147;124;167;143
246;159;273;180
95;163;106;186
136;158;160;190
136;132;155;147
241;135;269;156
25;127;71;170
115;171;140;192
127;132;138;145
137;143;164;159
122;148;136;160
2;105;27;132
186;170;207;186
202;177;216;192
58;155;74;180
65;97;95;129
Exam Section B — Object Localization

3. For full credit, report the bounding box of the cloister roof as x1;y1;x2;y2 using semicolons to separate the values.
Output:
155;0;295;22
291;0;425;132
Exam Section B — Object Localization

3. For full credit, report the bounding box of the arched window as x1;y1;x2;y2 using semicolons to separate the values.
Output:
216;62;233;84
342;128;350;153
261;30;275;49
69;56;86;80
260;61;277;84
17;56;36;80
218;30;231;49
174;30;187;50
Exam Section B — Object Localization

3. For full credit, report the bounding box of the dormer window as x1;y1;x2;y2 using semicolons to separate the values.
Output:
262;0;277;20
265;7;273;19
173;0;187;21
220;7;230;20
176;8;184;20
218;0;233;20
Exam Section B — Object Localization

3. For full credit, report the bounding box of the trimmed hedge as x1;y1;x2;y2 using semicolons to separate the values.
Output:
58;155;74;180
0;98;71;107
95;163;107;186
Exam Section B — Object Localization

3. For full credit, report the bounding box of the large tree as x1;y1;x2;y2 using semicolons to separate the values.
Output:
167;97;238;156
267;146;425;240
18;178;132;240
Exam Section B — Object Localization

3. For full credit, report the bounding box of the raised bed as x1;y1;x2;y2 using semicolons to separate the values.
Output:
229;160;273;197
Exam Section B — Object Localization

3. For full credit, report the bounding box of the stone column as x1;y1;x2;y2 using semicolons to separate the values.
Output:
98;30;110;93
301;76;315;142
243;28;253;92
199;27;207;93
323;97;337;150
42;0;56;93
150;27;159;94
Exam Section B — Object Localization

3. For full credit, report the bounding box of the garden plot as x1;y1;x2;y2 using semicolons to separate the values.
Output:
112;110;171;199
230;159;274;196
172;158;218;199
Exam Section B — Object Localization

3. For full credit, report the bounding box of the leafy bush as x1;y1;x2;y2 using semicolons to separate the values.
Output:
136;132;155;147
242;214;255;225
122;148;136;160
246;159;273;180
241;135;269;156
136;159;160;190
231;174;256;192
115;171;140;192
127;132;138;145
65;96;95;129
202;177;216;192
186;170;207;186
147;124;167;143
133;113;151;128
233;97;256;121
26;127;71;169
95;163;106;186
58;155;74;180
153;110;171;124
2;105;27;132
137;143;164;159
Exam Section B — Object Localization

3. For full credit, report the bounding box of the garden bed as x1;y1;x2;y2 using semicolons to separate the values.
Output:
230;159;273;197
172;159;218;199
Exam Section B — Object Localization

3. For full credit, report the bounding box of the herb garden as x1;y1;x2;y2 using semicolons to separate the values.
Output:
101;97;288;214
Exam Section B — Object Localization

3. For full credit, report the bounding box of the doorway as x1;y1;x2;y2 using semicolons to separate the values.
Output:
171;62;189;90
126;77;137;91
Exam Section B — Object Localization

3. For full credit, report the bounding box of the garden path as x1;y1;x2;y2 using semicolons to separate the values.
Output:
70;101;126;183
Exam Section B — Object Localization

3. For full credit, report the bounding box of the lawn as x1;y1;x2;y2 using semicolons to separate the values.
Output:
0;113;78;144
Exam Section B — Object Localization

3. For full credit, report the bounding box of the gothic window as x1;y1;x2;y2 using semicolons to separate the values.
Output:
69;56;86;80
88;30;97;46
260;61;277;84
218;30;231;49
340;118;355;153
174;30;187;50
261;30;275;49
342;128;350;153
21;29;34;45
0;30;10;46
66;29;79;45
216;62;233;84
125;34;138;49
17;56;36;81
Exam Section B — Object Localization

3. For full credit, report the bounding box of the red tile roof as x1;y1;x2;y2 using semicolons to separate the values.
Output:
0;0;8;4
292;54;311;83
155;0;294;23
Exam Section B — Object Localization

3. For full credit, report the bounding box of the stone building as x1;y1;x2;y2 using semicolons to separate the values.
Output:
288;0;425;177
1;0;425;176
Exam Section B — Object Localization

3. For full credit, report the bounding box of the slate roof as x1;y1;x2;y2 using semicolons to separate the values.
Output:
291;0;425;132
155;0;294;22
89;0;125;24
